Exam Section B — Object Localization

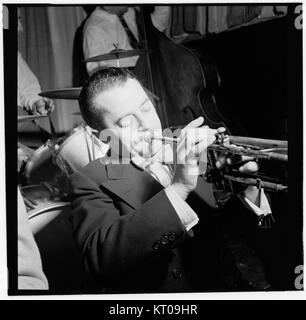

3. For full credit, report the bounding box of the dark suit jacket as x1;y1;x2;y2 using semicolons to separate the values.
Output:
68;158;241;293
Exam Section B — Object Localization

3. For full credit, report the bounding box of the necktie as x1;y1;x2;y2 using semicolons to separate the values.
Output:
118;14;139;49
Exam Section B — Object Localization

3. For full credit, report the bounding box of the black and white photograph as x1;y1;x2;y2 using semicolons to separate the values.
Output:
1;2;303;300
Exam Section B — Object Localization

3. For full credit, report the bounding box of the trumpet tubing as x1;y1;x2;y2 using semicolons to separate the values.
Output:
228;136;287;149
148;132;288;191
208;143;287;162
206;135;288;192
223;175;288;192
149;134;288;162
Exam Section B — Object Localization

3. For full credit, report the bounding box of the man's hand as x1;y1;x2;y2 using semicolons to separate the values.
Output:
215;139;259;174
215;146;261;203
171;117;217;200
32;97;55;115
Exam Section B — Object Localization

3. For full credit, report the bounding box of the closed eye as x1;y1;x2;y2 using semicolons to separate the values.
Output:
139;100;153;112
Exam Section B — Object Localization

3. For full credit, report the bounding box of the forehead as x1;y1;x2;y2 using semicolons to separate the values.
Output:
94;78;147;118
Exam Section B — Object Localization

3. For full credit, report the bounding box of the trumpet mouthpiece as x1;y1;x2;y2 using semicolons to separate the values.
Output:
143;131;154;143
143;132;178;144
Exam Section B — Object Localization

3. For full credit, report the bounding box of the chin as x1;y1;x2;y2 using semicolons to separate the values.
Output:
137;149;153;159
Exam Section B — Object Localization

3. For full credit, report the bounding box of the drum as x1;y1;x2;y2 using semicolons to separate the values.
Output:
24;187;85;291
23;140;64;187
20;184;69;218
54;124;109;174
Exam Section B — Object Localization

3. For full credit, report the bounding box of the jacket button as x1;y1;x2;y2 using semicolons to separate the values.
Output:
172;268;182;279
160;237;170;245
153;241;161;251
168;234;176;241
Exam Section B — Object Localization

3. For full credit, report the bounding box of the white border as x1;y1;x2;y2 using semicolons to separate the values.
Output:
0;0;304;300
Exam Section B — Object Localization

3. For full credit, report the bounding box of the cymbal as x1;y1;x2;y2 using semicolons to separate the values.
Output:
18;115;48;122
39;86;160;102
39;87;81;100
83;49;150;63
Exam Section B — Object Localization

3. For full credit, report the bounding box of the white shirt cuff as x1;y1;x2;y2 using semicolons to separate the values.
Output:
165;185;199;231
238;189;272;217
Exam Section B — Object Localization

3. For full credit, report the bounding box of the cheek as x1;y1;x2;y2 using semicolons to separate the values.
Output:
149;110;162;130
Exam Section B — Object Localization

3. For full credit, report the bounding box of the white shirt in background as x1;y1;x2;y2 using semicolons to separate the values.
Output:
18;51;42;113
83;7;139;76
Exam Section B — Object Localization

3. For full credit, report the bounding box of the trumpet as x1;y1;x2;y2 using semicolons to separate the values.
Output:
206;134;288;192
147;132;288;192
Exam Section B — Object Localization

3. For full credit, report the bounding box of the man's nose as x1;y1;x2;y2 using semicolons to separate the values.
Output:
137;115;151;132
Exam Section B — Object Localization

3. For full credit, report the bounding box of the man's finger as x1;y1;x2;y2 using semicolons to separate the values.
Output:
198;127;218;138
184;127;217;145
239;161;259;173
240;155;254;162
192;137;215;157
183;116;204;130
226;155;253;165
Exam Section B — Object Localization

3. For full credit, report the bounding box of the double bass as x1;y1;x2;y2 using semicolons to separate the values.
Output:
136;6;240;134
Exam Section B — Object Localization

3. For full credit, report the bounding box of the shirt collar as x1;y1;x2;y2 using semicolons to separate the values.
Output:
93;7;119;23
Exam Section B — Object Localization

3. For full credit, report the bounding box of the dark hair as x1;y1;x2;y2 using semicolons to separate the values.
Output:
78;68;137;131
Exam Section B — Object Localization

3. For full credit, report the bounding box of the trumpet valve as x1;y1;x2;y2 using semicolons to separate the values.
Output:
216;127;230;146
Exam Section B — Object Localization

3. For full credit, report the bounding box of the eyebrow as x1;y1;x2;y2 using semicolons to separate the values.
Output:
139;97;150;109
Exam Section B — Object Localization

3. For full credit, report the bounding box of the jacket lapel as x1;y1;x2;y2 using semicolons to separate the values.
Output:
101;161;164;210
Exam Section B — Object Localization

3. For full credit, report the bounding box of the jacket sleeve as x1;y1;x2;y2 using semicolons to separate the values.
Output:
68;170;190;278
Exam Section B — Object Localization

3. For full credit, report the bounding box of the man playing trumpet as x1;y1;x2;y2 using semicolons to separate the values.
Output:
68;68;271;292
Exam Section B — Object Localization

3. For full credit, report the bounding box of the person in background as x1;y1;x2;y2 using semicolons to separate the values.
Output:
18;51;55;116
18;10;55;115
17;11;55;150
83;5;170;76
17;187;49;290
17;51;55;168
17;14;54;288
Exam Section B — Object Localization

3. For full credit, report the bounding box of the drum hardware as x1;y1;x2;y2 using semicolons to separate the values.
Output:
22;123;109;197
52;123;109;174
39;87;82;100
20;190;38;211
41;181;63;198
82;48;151;64
20;122;109;210
22;138;68;195
48;114;57;141
18;114;48;122
25;189;71;235
18;142;34;172
28;201;70;220
20;184;68;213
